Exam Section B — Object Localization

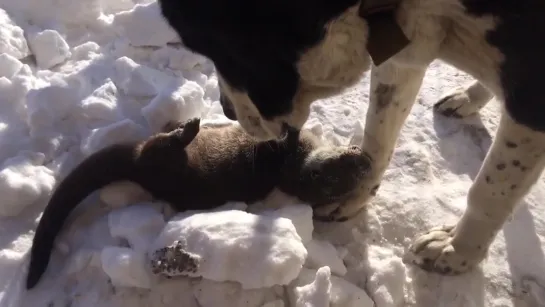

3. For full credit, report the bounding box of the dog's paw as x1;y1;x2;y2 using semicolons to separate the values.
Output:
434;88;482;118
407;225;486;275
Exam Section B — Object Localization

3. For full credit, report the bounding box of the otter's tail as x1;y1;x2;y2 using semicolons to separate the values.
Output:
25;143;139;290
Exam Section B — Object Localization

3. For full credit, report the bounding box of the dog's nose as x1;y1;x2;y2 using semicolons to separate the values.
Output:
220;93;237;120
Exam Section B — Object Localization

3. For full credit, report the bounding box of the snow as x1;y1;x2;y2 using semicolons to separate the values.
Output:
290;268;374;307
0;151;55;217
291;266;332;307
108;203;165;251
0;0;543;306
100;246;152;289
27;29;71;69
0;9;29;59
149;209;308;289
304;239;347;276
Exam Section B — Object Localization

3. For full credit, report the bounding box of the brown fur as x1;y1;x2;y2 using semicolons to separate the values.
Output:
25;118;371;290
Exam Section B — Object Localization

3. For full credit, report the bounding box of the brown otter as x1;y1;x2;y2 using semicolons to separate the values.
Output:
25;117;371;290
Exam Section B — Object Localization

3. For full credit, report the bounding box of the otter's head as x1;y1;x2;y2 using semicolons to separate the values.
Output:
158;0;371;140
279;137;372;206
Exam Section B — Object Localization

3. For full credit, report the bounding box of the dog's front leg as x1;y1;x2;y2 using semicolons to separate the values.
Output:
408;111;545;274
314;62;428;221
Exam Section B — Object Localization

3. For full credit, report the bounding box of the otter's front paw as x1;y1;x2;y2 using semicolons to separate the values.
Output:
407;225;486;275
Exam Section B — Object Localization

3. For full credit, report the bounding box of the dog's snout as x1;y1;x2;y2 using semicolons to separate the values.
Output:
219;93;237;120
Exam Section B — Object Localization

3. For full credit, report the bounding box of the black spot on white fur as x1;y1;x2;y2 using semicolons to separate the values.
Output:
505;140;518;148
374;83;396;113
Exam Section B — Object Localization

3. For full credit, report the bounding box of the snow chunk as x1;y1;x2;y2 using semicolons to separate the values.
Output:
26;82;80;137
108;204;166;252
64;249;102;276
0;151;55;217
80;79;122;123
113;56;175;97
290;268;374;307
193;279;271;307
100;181;152;207
0;9;30;59
150;210;307;289
0;53;23;78
305;239;347;276
291;266;331;307
101;246;152;289
142;80;205;132
113;2;179;47
168;49;209;71
72;41;100;60
27;29;71;69
261;204;314;243
80;119;146;156
366;246;407;307
204;75;220;101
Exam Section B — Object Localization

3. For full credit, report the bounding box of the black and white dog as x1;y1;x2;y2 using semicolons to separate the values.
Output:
157;0;545;275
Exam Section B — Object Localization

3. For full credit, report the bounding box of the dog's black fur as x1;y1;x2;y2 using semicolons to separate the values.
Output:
160;0;359;121
463;0;545;132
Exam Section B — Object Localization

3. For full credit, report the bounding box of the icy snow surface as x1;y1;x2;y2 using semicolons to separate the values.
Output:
0;0;544;307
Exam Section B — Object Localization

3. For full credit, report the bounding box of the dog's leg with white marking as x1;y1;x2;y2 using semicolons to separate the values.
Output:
434;80;494;118
409;111;545;274
315;62;428;221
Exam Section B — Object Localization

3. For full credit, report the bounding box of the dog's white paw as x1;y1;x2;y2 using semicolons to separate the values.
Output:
407;225;486;275
434;88;483;118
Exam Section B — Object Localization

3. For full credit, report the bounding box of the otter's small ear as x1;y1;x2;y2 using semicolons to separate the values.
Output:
173;117;201;147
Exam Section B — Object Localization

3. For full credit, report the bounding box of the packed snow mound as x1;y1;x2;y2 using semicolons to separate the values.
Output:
0;9;29;59
290;268;374;307
108;203;166;251
291;266;332;307
304;239;347;276
260;204;314;244
101;246;152;289
27;29;71;69
149;209;308;289
112;2;180;47
0;151;55;217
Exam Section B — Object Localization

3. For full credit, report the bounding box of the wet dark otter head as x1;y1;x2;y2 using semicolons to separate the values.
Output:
279;131;372;207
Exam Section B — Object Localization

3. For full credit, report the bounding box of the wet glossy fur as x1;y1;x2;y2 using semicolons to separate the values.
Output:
157;0;545;276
